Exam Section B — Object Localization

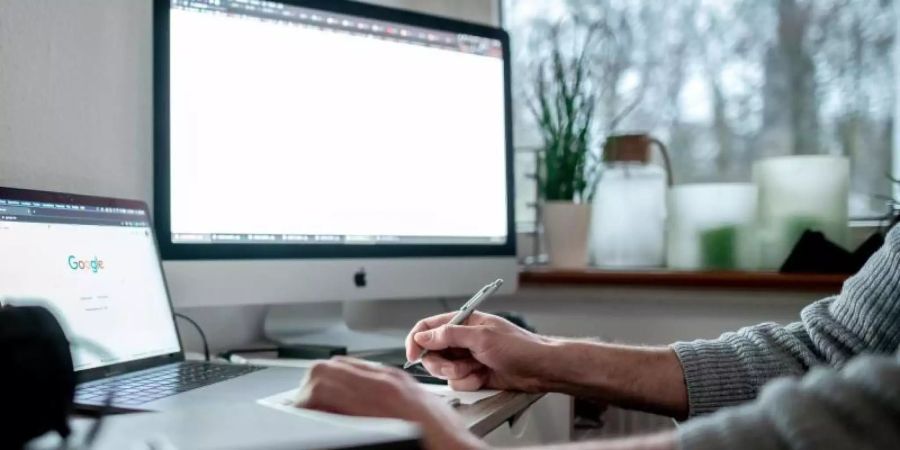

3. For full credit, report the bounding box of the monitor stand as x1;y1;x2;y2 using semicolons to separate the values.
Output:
263;302;405;354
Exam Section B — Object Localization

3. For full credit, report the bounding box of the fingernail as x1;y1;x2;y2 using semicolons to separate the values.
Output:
441;364;454;377
417;331;433;342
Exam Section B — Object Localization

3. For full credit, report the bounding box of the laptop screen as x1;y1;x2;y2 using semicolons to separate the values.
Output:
0;194;181;372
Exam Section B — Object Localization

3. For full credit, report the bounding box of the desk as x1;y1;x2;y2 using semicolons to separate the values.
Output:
227;353;566;443
32;404;422;450
476;392;572;446
27;370;563;449
460;391;543;437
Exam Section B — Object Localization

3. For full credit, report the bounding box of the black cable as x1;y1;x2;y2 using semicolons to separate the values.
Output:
83;389;113;448
56;388;111;450
174;312;210;362
61;337;119;450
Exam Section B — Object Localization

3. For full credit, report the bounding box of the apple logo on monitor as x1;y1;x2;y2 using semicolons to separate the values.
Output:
354;268;367;288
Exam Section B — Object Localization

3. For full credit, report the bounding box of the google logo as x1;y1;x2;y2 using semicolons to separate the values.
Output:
68;255;105;273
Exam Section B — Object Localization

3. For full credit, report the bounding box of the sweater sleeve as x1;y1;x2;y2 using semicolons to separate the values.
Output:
671;226;900;416
677;351;900;450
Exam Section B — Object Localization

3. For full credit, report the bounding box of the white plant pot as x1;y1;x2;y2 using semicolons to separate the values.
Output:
542;201;591;268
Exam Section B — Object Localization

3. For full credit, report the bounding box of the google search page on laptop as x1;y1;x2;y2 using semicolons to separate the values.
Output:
0;220;180;371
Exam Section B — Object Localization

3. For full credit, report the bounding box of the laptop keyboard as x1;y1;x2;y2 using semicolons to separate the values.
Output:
76;361;266;407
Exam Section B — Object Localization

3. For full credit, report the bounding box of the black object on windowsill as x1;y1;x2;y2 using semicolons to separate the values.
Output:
780;230;884;274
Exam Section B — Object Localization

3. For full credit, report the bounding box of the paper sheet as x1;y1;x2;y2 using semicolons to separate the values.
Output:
250;356;501;412
419;384;502;405
257;389;415;436
258;381;502;429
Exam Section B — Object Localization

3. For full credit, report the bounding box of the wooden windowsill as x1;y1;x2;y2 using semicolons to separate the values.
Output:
519;267;850;292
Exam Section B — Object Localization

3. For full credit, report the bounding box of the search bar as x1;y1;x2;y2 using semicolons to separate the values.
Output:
0;206;32;216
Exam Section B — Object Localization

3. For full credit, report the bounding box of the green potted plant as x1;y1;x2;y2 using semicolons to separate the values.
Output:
528;26;598;267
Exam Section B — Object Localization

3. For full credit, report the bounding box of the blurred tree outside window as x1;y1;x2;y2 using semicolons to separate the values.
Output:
504;0;897;232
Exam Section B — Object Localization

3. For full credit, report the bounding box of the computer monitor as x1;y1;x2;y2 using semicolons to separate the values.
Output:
153;0;517;308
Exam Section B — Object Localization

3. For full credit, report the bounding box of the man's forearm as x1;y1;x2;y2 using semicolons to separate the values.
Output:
538;340;688;419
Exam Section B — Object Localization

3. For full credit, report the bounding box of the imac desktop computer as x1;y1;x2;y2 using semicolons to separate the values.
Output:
154;0;516;347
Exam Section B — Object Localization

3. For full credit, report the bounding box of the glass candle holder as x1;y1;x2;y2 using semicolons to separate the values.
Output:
590;163;667;268
667;183;758;270
753;155;849;270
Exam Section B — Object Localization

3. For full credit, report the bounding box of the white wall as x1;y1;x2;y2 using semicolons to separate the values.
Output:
0;0;153;200
0;0;821;354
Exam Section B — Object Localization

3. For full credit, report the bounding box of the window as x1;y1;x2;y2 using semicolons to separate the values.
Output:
503;0;897;231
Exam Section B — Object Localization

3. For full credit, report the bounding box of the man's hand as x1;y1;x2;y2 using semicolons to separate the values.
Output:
296;358;680;450
296;357;484;450
406;312;689;418
405;311;556;392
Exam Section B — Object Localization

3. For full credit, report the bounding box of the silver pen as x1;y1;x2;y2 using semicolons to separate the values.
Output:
404;278;504;369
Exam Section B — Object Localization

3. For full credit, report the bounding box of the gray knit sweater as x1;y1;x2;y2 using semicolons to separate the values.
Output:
671;225;900;449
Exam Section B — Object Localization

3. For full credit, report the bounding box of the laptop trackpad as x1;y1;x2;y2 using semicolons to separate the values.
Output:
145;366;307;410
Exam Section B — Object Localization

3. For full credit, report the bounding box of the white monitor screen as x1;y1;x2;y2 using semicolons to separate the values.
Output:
0;199;181;371
167;0;510;246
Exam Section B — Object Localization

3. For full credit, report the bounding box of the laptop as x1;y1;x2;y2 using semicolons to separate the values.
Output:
0;187;308;412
